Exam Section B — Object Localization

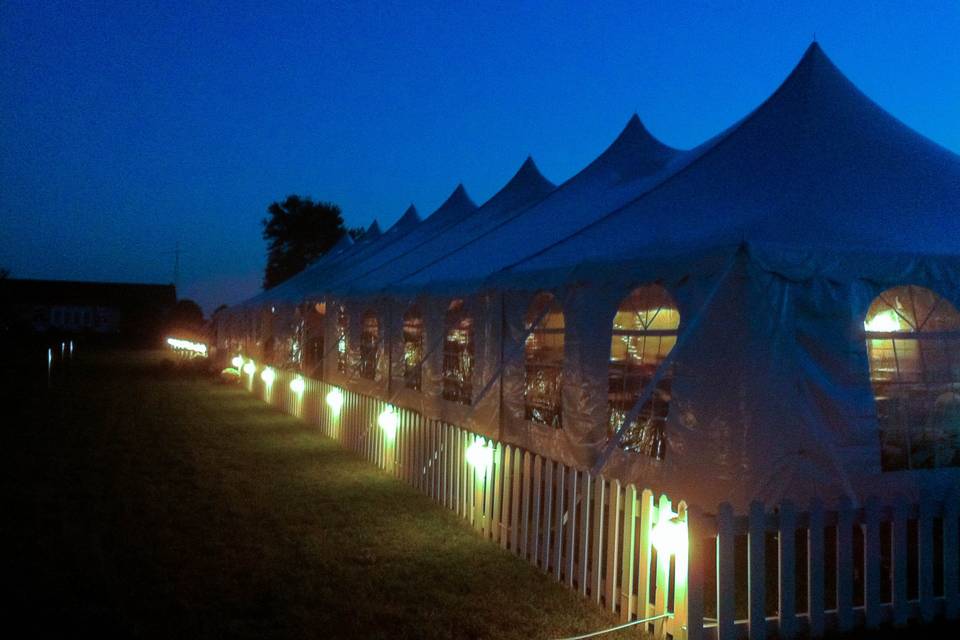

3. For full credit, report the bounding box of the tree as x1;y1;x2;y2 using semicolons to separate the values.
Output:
167;299;205;332
262;196;348;289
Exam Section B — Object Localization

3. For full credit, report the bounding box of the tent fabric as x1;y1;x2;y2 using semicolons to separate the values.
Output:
221;44;960;510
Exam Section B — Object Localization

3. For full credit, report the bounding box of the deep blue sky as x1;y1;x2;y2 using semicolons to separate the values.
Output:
2;1;958;313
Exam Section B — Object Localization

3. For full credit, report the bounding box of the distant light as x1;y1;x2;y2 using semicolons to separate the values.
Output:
651;511;688;558
231;355;244;369
465;438;494;472
864;309;904;333
377;405;398;440
243;362;256;375
290;376;305;394
166;337;208;356
260;367;275;385
325;388;344;414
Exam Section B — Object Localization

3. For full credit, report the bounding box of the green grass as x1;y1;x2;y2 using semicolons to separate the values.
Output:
1;350;633;639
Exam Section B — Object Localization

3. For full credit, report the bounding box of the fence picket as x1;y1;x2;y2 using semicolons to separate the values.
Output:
565;469;578;588
685;505;705;640
716;502;736;640
778;500;797;639
591;477;606;605
540;458;552;570
534;457;545;566
510;449;522;553
891;502;909;627
552;464;565;581
619;484;637;622
520;452;532;559
918;496;935;623
836;496;854;633
748;500;767;640
945;491;960;620
863;496;882;629
578;473;592;596
807;499;825;638
499;446;513;549
606;480;622;613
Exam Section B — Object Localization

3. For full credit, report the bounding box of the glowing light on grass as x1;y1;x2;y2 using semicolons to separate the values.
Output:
243;362;256;375
325;388;344;415
650;510;688;558
465;438;494;472
260;367;276;385
231;355;244;369
377;405;398;440
289;376;305;394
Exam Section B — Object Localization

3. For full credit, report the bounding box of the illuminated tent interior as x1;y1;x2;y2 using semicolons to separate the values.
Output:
219;44;960;510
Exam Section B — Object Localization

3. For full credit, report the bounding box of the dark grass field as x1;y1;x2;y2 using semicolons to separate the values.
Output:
0;348;633;639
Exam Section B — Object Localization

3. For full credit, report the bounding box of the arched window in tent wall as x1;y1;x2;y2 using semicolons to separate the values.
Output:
359;310;379;380
442;299;474;405
608;284;680;459
402;306;424;391
336;305;349;374
303;301;326;378
864;285;960;471
524;292;565;428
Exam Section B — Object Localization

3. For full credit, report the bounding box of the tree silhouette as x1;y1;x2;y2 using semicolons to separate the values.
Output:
167;299;205;332
262;196;348;289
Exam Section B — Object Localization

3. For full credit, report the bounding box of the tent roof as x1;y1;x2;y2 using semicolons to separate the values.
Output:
336;156;556;296
500;43;960;287
392;113;684;293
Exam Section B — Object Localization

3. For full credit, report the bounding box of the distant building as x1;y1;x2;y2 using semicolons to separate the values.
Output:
0;278;177;346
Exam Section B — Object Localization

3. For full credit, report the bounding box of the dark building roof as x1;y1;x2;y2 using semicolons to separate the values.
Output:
0;278;177;308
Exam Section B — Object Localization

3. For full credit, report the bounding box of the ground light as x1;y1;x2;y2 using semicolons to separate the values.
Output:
289;376;305;394
650;506;688;559
260;367;275;385
242;361;256;375
231;355;244;369
465;438;494;472
377;405;398;440
325;388;344;415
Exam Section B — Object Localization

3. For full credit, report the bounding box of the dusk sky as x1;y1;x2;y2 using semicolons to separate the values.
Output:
2;1;958;313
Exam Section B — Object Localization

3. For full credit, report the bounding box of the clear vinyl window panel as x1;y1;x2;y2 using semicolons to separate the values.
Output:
608;284;680;460
402;307;424;391
359;311;379;380
524;292;564;428
442;299;474;405
303;303;325;378
864;285;960;471
336;305;349;374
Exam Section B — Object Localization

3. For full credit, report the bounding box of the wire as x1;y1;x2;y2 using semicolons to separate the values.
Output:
555;612;673;640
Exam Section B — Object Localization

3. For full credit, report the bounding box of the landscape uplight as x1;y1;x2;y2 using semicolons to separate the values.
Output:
260;367;275;385
289;376;305;394
325;388;344;415
650;508;688;558
243;362;256;375
377;405;398;440
231;355;244;369
465;438;494;472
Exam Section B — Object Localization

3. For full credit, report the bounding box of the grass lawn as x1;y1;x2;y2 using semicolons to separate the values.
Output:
0;349;633;639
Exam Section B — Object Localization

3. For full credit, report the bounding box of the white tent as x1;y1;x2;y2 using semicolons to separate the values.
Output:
222;44;960;509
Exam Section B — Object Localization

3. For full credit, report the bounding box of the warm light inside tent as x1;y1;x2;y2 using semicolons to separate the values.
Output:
326;388;344;414
651;511;688;558
465;438;494;472
864;309;904;333
289;376;305;394
377;405;398;440
260;367;275;385
243;362;256;375
231;355;244;369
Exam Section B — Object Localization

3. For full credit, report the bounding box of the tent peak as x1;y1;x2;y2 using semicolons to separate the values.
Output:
387;204;421;233
441;183;476;210
364;219;381;239
478;155;556;214
586;113;678;180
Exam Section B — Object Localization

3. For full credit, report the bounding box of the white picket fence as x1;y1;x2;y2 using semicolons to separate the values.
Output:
241;366;960;640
